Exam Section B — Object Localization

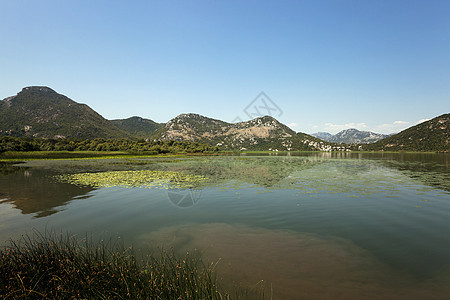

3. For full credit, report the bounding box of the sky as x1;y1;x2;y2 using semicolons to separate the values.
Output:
1;0;449;134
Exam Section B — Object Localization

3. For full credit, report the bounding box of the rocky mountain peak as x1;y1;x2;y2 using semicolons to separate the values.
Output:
173;113;210;120
312;129;388;144
244;115;279;126
21;86;57;94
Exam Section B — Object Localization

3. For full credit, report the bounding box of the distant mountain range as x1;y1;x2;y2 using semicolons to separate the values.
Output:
1;87;448;151
312;129;389;144
311;132;333;141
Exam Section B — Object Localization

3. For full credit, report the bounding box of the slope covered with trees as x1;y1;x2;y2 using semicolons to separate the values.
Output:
111;117;164;138
365;114;449;151
0;87;129;139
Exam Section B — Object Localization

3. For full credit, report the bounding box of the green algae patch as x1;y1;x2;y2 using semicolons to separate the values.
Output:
57;170;208;189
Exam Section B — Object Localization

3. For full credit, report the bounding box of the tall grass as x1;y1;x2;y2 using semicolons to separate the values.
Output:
0;231;229;299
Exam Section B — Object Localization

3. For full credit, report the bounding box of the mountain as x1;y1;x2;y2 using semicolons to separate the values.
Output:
154;113;229;142
0;87;130;139
0;87;334;150
329;129;388;144
111;116;164;138
311;132;333;141
154;113;339;151
366;114;449;151
312;129;388;144
1;87;447;152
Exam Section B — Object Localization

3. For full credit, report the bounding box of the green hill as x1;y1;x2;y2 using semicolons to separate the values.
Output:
111;116;164;139
0;87;129;139
365;114;449;151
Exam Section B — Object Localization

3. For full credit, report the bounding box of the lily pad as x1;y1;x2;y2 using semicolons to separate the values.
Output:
56;170;207;189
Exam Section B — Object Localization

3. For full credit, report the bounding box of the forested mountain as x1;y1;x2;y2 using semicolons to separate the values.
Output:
111;116;163;138
0;87;129;139
365;114;449;151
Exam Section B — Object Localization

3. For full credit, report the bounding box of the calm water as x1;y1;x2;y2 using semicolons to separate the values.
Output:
1;153;449;299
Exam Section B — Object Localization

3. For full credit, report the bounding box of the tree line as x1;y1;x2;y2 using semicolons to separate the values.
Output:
0;137;220;154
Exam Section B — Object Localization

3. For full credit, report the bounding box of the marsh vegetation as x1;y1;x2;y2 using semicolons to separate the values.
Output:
0;231;229;299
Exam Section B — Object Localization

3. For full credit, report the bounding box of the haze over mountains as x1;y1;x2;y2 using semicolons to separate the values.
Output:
1;87;448;151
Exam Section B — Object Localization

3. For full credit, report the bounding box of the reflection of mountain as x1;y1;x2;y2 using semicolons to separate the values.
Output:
150;154;450;195
0;168;94;218
0;162;28;176
152;156;325;188
299;152;450;193
376;153;450;193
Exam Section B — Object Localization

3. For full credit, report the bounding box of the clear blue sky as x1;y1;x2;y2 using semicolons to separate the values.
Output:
1;0;449;134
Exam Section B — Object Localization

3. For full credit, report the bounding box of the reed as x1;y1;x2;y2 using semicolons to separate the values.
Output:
0;231;230;299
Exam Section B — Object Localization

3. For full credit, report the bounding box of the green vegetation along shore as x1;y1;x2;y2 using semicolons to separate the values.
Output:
0;137;219;155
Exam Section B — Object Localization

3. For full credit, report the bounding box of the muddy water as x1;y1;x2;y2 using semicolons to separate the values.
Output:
140;223;450;300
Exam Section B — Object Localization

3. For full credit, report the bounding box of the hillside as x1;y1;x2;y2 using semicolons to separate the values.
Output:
0;87;129;139
312;129;388;144
154;113;229;142
365;114;449;151
111;116;163;138
1;87;447;152
154;113;341;151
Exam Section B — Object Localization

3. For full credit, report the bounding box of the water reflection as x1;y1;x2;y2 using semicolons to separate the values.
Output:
0;167;94;218
0;161;28;176
1;154;448;218
241;152;450;192
0;155;450;298
140;223;450;300
154;156;325;188
146;156;449;197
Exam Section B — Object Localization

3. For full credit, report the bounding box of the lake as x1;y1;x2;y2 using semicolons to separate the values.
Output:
1;152;449;299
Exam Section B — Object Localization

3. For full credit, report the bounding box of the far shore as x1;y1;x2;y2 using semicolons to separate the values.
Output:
0;150;447;162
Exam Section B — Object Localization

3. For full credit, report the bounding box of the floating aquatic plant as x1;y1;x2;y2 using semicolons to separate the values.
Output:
57;170;208;189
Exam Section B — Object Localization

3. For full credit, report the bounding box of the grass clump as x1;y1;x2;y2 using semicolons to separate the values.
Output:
0;231;228;299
